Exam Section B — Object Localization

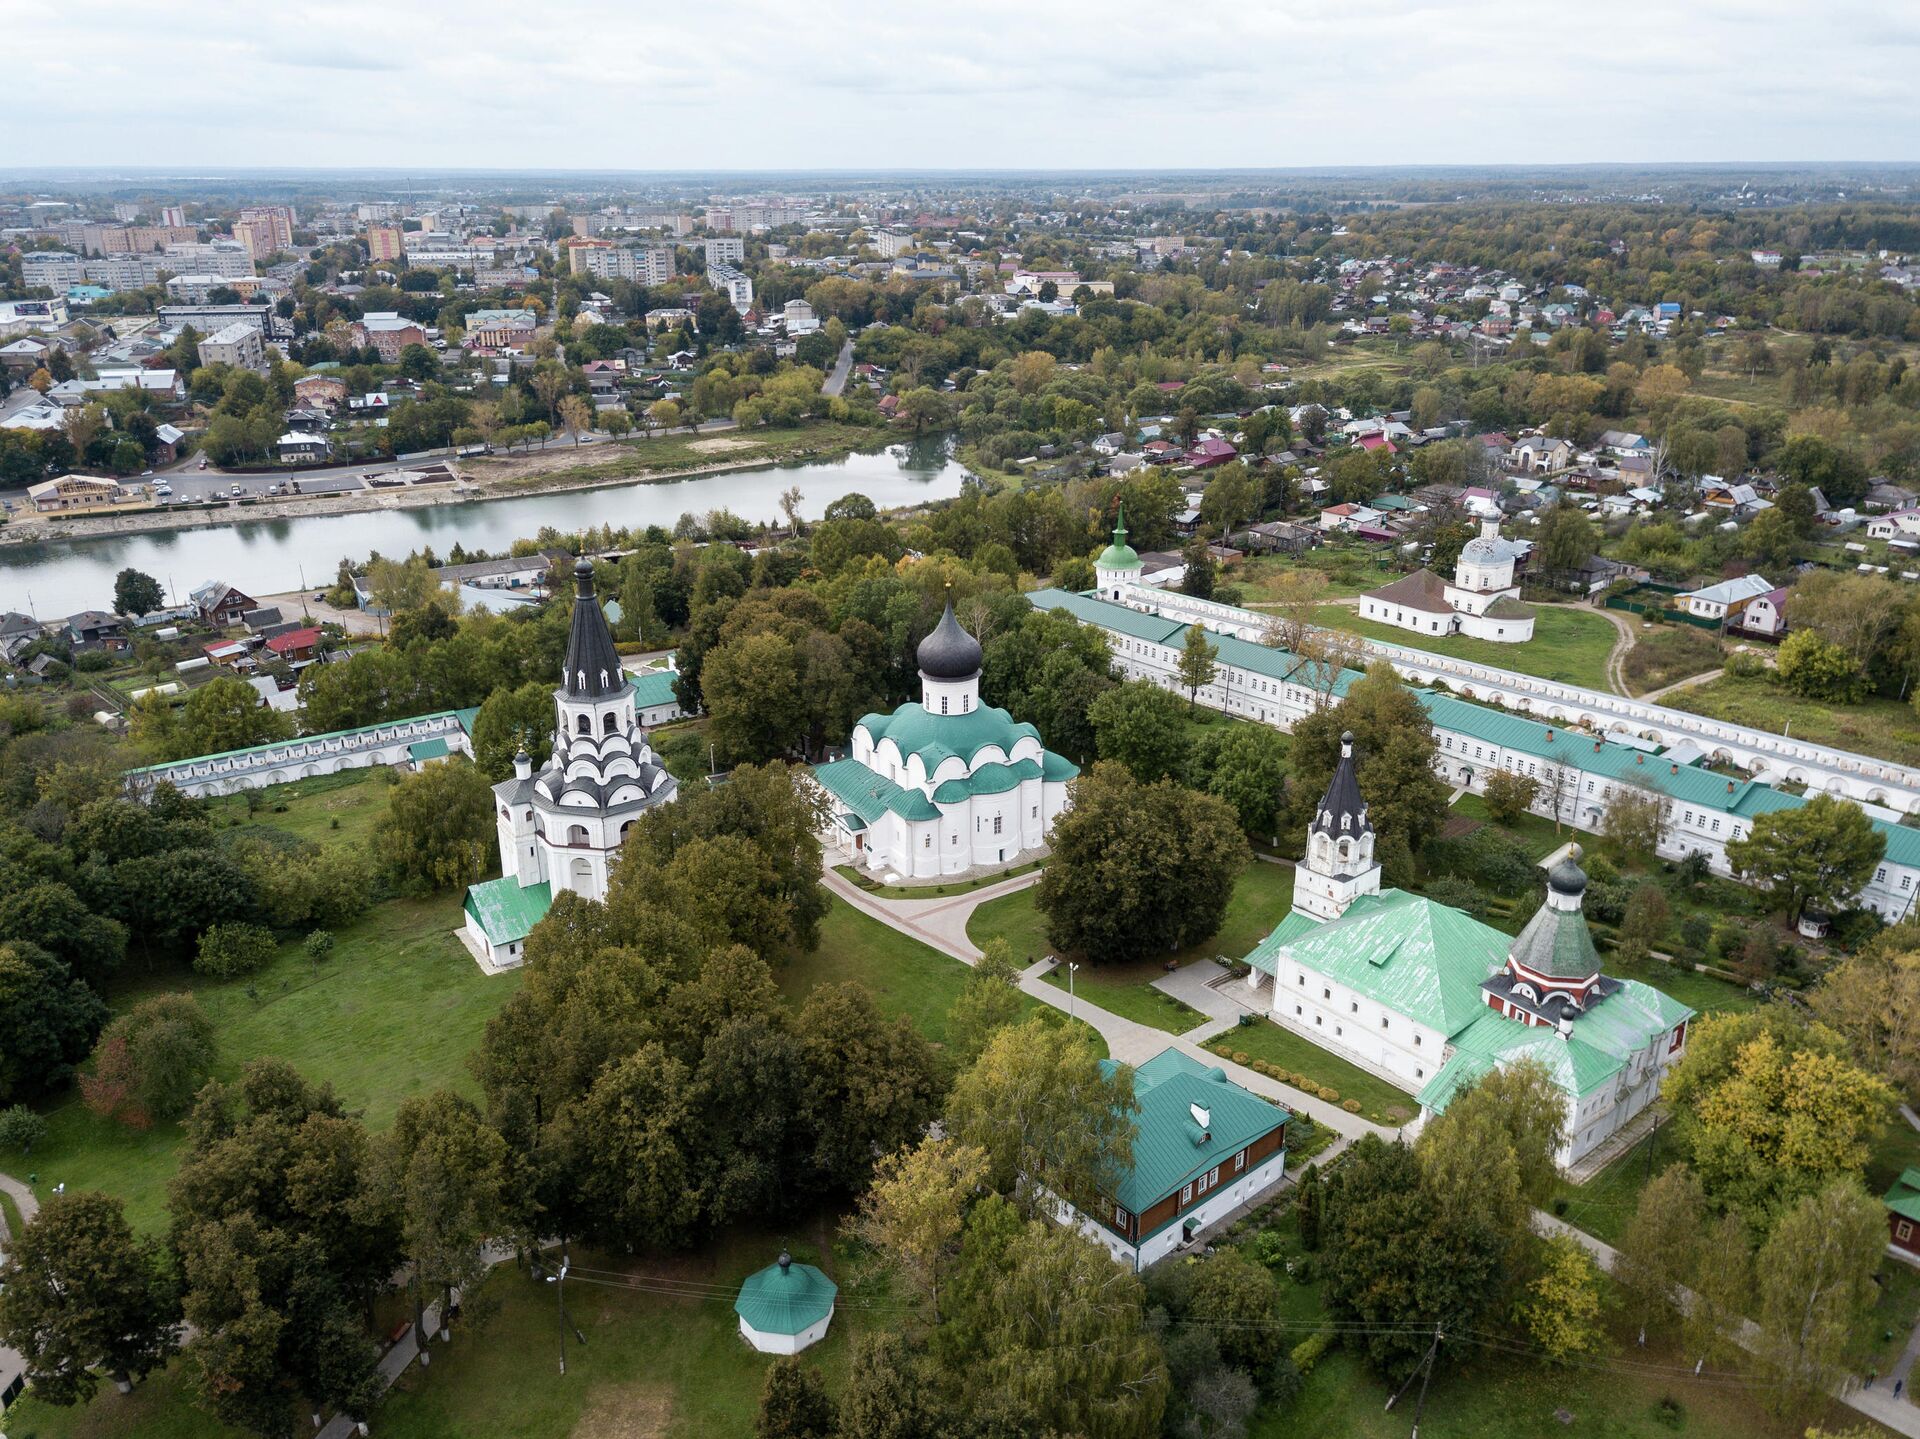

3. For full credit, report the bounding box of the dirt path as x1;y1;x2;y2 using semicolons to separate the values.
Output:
1595;606;1639;695
1639;666;1725;703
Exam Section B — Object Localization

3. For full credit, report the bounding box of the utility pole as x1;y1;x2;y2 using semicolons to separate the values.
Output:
1384;1325;1444;1439
536;1249;587;1374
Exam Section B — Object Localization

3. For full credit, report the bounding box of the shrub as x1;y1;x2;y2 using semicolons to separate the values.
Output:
1247;1228;1290;1270
1290;1328;1334;1375
1264;1350;1304;1409
194;922;276;979
1342;1098;1362;1114
1317;1086;1339;1103
1232;1051;1250;1066
82;993;216;1127
304;930;334;964
0;1104;47;1154
1678;912;1715;959
1426;874;1487;917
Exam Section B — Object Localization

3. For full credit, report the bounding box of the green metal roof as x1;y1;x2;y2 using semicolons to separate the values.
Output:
1042;750;1082;782
1884;1167;1920;1224
463;878;552;946
628;670;682;710
127;708;468;776
855;701;1040;773
408;737;450;762
1244;888;1510;1034
1099;1049;1289;1233
1026;589;1185;645
811;758;940;822
734;1258;836;1335
1096;507;1142;571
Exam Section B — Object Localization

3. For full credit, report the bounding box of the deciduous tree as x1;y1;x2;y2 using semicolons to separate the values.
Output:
1726;792;1883;922
374;759;496;893
1755;1181;1884;1410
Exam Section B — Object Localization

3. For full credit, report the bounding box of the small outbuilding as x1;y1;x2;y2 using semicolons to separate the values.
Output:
734;1251;836;1354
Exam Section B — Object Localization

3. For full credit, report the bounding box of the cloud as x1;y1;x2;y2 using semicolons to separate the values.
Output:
0;0;1915;169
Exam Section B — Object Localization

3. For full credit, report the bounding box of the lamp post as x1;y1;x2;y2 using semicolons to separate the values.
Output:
1068;960;1080;1024
538;1250;587;1375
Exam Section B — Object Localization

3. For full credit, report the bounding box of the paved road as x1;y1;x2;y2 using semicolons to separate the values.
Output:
822;339;855;397
0;1171;42;1412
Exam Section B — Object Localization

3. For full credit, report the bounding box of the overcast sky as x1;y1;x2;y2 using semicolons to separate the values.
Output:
6;0;1919;171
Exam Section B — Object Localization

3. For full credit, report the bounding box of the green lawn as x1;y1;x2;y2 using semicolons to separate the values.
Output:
1663;670;1920;769
966;863;1295;1023
1620;625;1724;697
1233;549;1391;601
1309;600;1622;691
1203;1022;1415;1126
781;895;1097;1058
1040;960;1209;1035
1448;790;1569;861
203;767;390;854
21;894;515;1234
1556;1121;1678;1248
5;1216;877;1439
1271;1342;1855;1439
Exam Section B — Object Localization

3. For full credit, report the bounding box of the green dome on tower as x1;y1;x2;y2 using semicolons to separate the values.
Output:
1096;504;1141;571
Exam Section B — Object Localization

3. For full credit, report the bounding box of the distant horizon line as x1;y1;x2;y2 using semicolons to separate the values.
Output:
5;160;1920;181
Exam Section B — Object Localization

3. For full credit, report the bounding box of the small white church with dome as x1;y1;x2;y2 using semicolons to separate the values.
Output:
1358;516;1536;643
812;591;1078;879
460;557;679;970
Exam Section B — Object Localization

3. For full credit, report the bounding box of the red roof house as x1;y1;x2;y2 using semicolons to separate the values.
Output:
265;626;321;663
1186;437;1239;468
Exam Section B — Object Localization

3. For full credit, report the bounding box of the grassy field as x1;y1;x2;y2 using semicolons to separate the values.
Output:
966;860;1296;971
22;894;514;1235
780;895;1096;1058
1309;600;1622;691
1662;670;1920;768
1620;625;1726;696
1040;960;1209;1034
1205;1020;1415;1125
1233;548;1394;601
4;1216;876;1439
1447;790;1570;861
203;766;390;852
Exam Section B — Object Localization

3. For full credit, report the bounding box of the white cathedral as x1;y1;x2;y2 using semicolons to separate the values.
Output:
812;592;1078;879
461;557;678;969
1358;516;1536;643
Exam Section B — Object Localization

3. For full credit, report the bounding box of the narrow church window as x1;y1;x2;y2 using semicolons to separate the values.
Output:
993;815;1002;835
940;696;949;714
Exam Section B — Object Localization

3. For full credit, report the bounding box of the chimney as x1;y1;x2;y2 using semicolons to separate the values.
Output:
1635;753;1643;765
1557;1015;1574;1040
1670;763;1678;775
1593;738;1602;751
1546;729;1554;742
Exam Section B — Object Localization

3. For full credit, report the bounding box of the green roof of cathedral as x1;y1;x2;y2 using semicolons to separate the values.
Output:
855;701;1041;772
1244;889;1509;1034
819;752;1069;819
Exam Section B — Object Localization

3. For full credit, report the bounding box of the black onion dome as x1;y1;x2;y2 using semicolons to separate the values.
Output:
917;595;982;680
1548;843;1588;896
562;555;623;698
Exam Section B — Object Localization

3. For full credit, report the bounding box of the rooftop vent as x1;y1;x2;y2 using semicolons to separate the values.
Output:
1189;1102;1211;1132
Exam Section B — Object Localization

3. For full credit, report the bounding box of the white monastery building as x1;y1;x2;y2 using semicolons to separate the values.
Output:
812;592;1077;878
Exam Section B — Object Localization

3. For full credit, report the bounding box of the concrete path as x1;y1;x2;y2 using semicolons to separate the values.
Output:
1639;666;1726;703
0;1172;41;1412
822;867;1395;1143
1538;1212;1920;1437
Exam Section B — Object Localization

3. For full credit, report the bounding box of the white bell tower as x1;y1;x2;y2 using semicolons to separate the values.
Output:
1292;731;1383;923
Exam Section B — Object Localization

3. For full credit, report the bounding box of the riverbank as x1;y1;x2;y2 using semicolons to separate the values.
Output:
0;422;891;547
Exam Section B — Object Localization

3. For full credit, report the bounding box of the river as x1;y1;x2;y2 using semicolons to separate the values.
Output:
0;437;968;617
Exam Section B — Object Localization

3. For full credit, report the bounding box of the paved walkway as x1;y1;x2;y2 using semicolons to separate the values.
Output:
0;1171;40;1409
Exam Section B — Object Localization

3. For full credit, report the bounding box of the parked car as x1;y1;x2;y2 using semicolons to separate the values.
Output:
227;484;243;497
153;483;172;497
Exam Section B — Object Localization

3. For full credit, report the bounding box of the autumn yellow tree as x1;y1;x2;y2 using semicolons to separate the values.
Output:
1809;936;1920;1101
852;1136;988;1325
1634;363;1690;408
1516;1233;1607;1361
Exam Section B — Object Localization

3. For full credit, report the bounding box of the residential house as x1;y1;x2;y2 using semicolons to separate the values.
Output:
1868;508;1920;542
1736;588;1789;638
190;580;258;628
1882;1169;1920;1262
1057;1048;1290;1272
1678;574;1773;623
1512;435;1574;473
276;432;330;463
0;613;43;662
264;626;322;664
65;611;128;651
